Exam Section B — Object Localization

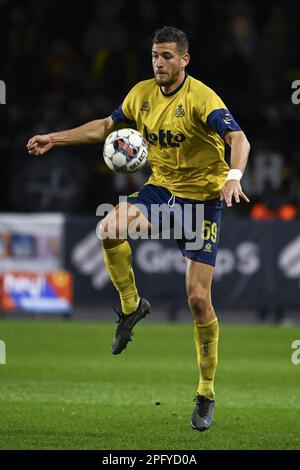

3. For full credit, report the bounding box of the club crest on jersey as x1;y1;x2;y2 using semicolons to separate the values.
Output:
143;125;186;148
175;104;185;118
140;101;150;112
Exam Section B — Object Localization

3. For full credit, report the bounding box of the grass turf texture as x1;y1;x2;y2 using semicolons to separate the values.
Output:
0;320;299;450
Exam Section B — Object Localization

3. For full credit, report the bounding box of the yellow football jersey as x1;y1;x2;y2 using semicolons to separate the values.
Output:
111;74;242;200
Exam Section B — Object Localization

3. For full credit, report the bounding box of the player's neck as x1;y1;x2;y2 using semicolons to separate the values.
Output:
160;70;187;96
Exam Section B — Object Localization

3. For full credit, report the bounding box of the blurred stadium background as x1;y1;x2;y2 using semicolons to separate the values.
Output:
0;0;300;451
1;0;300;321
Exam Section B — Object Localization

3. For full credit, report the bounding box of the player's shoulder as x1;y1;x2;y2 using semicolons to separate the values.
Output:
128;78;157;97
188;75;218;102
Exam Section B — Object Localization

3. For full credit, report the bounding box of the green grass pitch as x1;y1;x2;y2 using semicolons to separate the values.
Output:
0;319;299;450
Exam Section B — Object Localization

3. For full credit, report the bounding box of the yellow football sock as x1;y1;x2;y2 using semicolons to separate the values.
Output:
194;317;219;400
102;241;140;314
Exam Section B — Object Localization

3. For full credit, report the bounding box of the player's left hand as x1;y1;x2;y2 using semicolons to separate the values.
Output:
220;180;250;207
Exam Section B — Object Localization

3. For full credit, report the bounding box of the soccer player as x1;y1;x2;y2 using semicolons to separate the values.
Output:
27;26;250;432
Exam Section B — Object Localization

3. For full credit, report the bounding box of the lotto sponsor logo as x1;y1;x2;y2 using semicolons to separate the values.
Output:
143;125;186;148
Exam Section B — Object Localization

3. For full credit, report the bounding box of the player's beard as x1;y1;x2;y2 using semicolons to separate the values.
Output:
155;72;176;87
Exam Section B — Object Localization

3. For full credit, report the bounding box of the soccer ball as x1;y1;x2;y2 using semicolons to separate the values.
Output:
103;128;148;173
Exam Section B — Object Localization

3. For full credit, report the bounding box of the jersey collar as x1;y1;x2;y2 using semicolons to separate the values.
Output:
160;71;188;97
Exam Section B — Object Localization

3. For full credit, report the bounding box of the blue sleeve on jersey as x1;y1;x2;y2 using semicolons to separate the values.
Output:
111;104;135;125
206;109;242;138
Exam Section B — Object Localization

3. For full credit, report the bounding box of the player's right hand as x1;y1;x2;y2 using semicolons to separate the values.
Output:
26;134;54;156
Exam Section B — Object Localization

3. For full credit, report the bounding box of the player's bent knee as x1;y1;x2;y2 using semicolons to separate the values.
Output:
98;208;127;240
98;223;122;249
98;219;117;241
98;202;149;245
188;293;210;315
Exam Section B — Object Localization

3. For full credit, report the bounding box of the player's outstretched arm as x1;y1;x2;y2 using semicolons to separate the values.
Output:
220;130;251;207
26;116;115;156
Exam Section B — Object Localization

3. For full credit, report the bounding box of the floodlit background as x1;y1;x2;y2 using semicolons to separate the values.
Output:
0;0;300;321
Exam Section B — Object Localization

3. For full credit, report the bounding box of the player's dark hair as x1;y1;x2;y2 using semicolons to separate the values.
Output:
152;26;189;54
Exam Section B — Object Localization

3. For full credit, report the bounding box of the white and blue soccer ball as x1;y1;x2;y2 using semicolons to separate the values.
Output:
103;128;148;173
